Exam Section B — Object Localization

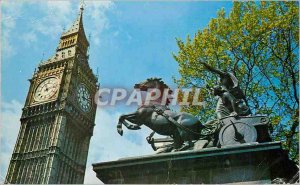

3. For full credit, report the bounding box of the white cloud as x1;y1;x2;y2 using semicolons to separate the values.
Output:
27;1;114;45
0;100;23;183
1;1;114;60
1;31;14;59
21;31;37;44
84;108;154;184
32;1;73;38
1;1;24;58
85;1;114;46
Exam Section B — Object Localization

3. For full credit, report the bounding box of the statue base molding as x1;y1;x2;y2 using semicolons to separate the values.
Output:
93;141;298;184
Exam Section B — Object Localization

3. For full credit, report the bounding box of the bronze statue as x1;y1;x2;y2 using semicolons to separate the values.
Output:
200;61;251;119
212;85;250;117
117;77;275;154
116;78;211;152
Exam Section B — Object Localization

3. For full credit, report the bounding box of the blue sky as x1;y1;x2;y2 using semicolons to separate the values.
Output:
1;1;233;183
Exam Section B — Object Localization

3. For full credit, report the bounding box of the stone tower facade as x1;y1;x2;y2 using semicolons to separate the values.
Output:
5;5;98;184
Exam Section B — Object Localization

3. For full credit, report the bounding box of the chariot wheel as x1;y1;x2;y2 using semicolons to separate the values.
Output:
218;121;257;146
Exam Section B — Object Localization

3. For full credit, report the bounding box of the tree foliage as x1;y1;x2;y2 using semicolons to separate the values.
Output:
173;2;299;161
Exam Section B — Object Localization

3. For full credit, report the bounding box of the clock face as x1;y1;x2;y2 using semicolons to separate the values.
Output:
34;77;59;102
77;84;91;112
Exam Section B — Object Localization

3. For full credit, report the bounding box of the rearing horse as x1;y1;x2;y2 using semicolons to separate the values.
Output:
117;78;206;150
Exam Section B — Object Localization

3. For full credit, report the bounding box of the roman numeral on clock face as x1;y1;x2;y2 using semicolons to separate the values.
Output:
34;77;59;102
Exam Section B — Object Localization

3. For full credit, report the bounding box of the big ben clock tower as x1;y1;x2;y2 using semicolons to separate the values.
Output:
5;5;98;184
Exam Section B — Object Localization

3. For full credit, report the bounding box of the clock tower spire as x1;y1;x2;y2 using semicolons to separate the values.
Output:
57;2;89;56
5;4;98;184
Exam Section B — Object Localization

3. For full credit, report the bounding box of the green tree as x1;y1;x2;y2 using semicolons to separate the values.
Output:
173;1;299;161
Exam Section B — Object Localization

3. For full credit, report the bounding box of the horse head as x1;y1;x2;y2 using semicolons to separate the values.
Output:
134;77;173;105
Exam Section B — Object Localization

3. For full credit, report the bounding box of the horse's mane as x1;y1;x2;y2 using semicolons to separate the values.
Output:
146;77;170;89
135;77;173;106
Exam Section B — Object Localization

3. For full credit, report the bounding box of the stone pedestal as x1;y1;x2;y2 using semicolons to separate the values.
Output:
93;142;298;184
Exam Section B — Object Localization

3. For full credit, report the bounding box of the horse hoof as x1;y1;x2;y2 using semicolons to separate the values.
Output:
117;128;123;136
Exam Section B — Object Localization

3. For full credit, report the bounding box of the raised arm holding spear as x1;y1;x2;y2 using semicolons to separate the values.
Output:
199;60;251;118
